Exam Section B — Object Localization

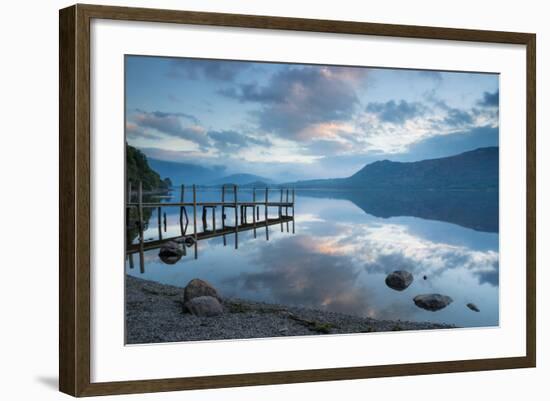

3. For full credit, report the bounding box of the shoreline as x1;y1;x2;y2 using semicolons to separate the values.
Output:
126;275;456;344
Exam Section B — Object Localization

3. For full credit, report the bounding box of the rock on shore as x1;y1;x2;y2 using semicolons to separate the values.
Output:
125;275;455;344
185;296;224;317
183;278;222;303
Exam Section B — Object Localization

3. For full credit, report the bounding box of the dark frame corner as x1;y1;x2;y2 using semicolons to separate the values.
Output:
59;3;536;397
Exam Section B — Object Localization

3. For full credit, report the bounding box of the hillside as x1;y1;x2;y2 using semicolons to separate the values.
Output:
126;144;171;191
291;147;498;190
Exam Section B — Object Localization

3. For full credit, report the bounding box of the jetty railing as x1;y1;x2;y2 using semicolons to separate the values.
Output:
126;182;295;272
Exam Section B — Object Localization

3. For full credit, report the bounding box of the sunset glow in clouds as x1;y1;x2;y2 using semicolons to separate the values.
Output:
125;56;499;181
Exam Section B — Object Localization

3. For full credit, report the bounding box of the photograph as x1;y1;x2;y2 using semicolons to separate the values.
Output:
124;55;500;344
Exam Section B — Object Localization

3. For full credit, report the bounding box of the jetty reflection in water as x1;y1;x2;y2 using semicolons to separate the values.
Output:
125;188;499;328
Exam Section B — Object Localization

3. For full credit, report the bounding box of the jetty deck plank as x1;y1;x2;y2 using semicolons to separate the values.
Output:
127;216;294;254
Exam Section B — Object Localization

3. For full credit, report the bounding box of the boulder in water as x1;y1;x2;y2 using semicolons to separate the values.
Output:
413;294;453;311
466;303;480;312
158;241;184;264
385;270;414;291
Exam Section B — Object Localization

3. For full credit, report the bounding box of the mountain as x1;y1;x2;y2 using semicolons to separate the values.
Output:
147;160;274;186
290;147;498;190
126;144;170;191
147;159;226;186
209;174;274;186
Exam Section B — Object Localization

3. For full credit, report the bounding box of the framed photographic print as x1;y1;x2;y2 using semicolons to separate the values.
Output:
59;4;536;397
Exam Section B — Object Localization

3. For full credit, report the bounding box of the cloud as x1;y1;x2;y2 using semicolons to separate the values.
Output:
442;108;474;128
303;221;500;288
306;139;355;155
477;90;499;107
129;110;210;148
365;100;427;124
475;265;499;286
138;146;207;163
226;235;371;314
207;130;272;152
168;58;249;81
125;122;161;140
220;65;367;142
135;109;199;125
400;125;499;161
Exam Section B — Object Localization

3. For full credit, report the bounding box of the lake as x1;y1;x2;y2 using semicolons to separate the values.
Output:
126;188;499;328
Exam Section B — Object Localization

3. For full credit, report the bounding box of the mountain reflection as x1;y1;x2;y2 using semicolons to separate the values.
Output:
299;189;498;233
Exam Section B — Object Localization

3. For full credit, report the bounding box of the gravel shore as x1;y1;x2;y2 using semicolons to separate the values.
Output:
126;275;455;344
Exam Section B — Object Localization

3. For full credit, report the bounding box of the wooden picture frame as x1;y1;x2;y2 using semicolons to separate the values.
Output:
59;3;536;397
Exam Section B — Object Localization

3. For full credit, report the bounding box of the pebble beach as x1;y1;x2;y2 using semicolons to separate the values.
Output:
126;275;455;344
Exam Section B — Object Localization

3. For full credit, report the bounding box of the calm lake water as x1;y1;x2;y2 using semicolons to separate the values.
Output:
125;189;499;328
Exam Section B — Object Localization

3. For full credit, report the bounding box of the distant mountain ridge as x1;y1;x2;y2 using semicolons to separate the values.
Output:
290;147;498;190
148;159;226;186
147;159;276;186
209;174;274;186
146;147;498;190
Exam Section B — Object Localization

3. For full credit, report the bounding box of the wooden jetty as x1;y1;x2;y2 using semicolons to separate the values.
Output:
126;182;295;272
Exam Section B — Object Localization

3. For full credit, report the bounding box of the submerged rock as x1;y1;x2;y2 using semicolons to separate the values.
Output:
184;278;222;302
184;296;223;317
385;271;414;291
413;294;453;311
174;236;195;247
466;303;480;312
158;241;185;264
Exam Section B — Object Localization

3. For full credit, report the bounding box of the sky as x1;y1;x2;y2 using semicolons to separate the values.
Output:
125;55;499;182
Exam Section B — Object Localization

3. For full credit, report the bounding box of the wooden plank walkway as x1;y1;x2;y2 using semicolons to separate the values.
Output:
126;183;296;272
126;216;294;254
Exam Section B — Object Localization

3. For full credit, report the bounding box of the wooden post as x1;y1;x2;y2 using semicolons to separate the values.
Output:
138;181;144;273
212;207;216;233
157;206;162;240
179;184;185;235
279;188;284;232
234;185;238;249
126;181;132;238
222;186;226;246
292;188;295;234
252;188;257;238
286;188;289;217
285;188;289;232
128;253;134;269
265;187;269;240
193;184;198;259
163;212;167;232
202;206;207;231
279;188;283;217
